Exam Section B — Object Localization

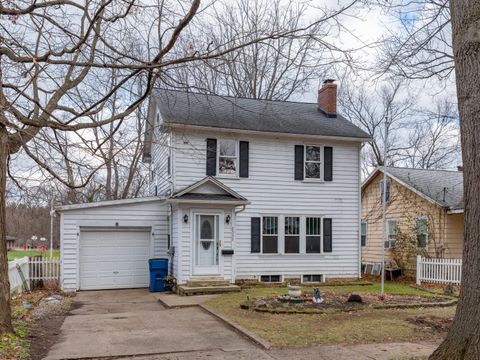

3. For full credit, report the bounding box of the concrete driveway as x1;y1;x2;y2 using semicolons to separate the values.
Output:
44;289;268;360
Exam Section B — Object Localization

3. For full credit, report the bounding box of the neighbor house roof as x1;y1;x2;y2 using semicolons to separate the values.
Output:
6;236;16;242
362;167;464;212
144;89;371;160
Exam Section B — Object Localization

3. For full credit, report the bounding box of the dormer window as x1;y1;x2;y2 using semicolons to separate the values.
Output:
218;139;237;176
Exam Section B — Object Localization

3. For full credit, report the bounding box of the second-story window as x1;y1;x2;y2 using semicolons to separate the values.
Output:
305;145;321;179
379;179;391;203
218;139;237;176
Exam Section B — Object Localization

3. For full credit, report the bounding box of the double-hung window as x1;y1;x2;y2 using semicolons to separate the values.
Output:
218;140;237;176
416;217;429;249
385;220;397;248
306;217;321;253
305;146;321;179
285;217;300;253
361;221;367;247
262;216;278;253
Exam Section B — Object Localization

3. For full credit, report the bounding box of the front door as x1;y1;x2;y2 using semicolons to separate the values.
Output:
194;213;221;275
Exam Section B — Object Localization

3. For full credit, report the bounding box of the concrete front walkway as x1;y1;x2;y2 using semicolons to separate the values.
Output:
44;289;264;360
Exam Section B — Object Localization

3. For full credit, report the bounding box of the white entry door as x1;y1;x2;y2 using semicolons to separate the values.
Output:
79;229;151;290
194;214;221;275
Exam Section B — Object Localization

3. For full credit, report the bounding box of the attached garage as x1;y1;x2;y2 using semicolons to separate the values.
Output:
79;228;151;290
58;198;169;292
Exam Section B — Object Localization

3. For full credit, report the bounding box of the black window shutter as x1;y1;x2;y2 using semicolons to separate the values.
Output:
323;218;332;253
206;138;217;176
324;146;333;181
251;217;261;253
294;145;304;180
239;141;249;178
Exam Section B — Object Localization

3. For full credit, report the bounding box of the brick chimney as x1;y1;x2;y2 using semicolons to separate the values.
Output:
318;79;337;117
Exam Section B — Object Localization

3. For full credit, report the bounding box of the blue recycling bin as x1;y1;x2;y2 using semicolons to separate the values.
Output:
148;258;168;292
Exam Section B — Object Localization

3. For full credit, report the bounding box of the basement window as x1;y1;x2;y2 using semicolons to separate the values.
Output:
260;275;282;283
302;274;323;283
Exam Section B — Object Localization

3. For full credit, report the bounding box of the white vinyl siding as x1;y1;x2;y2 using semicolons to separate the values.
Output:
60;199;169;291
171;128;361;280
149;110;173;196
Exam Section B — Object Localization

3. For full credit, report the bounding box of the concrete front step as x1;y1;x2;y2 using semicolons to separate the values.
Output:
177;284;241;296
187;279;231;288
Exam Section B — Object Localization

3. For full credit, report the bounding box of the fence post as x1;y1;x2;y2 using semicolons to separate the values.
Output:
416;255;422;285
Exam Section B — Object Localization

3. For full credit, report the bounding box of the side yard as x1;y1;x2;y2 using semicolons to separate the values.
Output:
203;282;456;348
0;291;73;360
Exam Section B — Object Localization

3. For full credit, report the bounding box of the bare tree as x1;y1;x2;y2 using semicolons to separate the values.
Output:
404;100;460;169
378;0;453;80
166;0;355;100
429;2;480;359
0;0;359;335
339;77;460;174
338;78;414;171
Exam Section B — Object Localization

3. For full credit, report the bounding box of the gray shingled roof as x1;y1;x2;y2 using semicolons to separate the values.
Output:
152;89;371;139
385;167;464;210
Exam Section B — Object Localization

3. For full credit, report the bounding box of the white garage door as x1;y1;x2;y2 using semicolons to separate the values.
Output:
79;228;151;290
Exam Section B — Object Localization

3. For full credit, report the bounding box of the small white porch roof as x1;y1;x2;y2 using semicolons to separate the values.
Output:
168;177;250;205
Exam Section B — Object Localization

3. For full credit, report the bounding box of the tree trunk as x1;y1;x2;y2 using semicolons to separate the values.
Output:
0;126;13;334
430;2;480;359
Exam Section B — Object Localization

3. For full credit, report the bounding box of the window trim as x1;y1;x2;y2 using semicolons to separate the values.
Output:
415;216;429;249
216;139;239;177
361;221;367;247
386;219;397;249
304;144;323;181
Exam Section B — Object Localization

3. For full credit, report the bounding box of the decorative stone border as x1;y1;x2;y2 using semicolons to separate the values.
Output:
243;297;457;315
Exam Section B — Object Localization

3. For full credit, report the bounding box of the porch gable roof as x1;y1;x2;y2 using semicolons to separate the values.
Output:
169;177;249;205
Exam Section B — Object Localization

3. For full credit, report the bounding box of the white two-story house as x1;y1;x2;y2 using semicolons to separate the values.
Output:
58;80;370;291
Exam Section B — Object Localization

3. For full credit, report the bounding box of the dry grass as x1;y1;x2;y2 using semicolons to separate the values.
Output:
203;283;455;348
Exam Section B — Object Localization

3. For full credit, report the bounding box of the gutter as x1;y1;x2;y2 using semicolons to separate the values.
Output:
167;123;372;143
447;209;464;215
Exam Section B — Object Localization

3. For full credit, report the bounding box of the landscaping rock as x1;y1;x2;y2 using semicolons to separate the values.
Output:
347;294;363;303
444;284;454;296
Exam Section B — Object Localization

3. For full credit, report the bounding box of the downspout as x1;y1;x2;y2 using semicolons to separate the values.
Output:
168;203;175;277
232;205;247;283
358;143;362;279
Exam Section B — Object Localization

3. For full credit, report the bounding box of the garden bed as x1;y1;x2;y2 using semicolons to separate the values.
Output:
244;290;455;314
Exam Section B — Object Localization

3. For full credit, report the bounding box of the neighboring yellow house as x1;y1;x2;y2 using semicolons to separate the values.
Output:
361;167;464;274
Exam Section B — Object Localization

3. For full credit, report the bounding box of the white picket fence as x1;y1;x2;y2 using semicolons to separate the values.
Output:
8;257;30;293
29;257;61;282
8;256;61;293
416;255;462;285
